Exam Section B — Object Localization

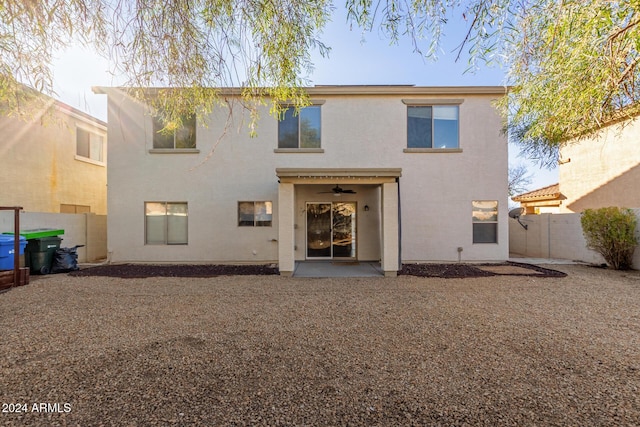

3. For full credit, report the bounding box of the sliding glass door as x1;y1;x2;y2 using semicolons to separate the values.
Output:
306;202;356;259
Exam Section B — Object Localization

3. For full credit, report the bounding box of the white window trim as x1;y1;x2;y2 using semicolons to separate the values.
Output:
74;154;106;166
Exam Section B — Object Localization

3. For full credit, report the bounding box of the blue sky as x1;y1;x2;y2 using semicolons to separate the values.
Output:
51;6;557;193
309;7;500;86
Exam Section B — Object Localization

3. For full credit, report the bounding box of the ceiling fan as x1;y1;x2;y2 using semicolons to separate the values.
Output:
318;185;357;195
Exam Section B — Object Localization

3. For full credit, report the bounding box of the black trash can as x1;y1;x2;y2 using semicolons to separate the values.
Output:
25;236;63;274
20;230;64;275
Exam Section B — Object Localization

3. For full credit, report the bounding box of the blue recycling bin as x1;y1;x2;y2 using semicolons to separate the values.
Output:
0;235;27;270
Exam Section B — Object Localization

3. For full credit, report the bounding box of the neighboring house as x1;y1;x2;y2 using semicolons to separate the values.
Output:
511;183;564;214
0;92;107;214
95;85;508;276
557;114;640;213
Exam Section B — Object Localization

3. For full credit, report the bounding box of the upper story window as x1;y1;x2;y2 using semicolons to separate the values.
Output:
278;106;321;149
76;127;104;162
407;105;459;149
152;115;196;149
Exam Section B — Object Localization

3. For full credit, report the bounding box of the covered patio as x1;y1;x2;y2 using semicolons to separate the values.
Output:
276;168;402;277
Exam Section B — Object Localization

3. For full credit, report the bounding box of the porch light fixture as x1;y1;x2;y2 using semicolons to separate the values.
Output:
364;205;370;211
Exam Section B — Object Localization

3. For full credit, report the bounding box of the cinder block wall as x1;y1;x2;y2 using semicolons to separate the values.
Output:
0;211;107;263
509;210;640;268
86;214;107;262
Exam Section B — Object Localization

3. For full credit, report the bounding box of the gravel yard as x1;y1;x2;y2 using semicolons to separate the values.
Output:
1;264;640;426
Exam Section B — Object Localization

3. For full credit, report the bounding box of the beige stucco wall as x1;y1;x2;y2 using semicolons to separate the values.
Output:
0;105;107;214
559;118;640;212
399;95;508;262
104;87;508;264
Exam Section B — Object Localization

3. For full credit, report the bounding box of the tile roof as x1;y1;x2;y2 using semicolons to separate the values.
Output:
512;183;562;201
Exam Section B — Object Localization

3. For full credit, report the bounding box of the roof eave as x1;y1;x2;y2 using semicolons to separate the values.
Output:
91;85;508;97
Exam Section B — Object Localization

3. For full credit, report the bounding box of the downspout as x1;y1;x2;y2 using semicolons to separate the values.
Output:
397;177;402;269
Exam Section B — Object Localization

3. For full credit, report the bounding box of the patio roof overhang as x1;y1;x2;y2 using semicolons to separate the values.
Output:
276;168;402;185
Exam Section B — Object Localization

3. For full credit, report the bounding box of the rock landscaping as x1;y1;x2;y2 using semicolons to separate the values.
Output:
1;264;638;426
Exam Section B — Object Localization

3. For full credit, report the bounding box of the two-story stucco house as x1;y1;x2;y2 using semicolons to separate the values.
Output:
0;92;107;214
95;85;508;276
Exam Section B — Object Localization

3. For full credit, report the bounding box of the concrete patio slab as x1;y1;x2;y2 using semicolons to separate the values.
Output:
293;261;384;277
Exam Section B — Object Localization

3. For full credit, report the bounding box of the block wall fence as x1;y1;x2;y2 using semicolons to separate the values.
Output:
0;211;107;263
509;209;640;268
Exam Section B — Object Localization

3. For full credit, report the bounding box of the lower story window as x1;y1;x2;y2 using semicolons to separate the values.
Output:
472;200;498;243
145;202;188;244
238;201;273;226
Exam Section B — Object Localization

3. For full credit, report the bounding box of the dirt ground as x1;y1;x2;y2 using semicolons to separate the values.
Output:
1;264;639;426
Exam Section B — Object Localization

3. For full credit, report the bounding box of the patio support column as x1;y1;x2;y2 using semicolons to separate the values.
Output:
381;182;399;277
278;182;295;276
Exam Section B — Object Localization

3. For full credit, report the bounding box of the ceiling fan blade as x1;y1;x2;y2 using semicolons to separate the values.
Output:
318;185;341;193
317;185;356;194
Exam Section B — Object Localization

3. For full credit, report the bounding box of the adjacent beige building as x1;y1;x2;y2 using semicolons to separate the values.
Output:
96;85;508;275
0;97;107;214
558;115;640;212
